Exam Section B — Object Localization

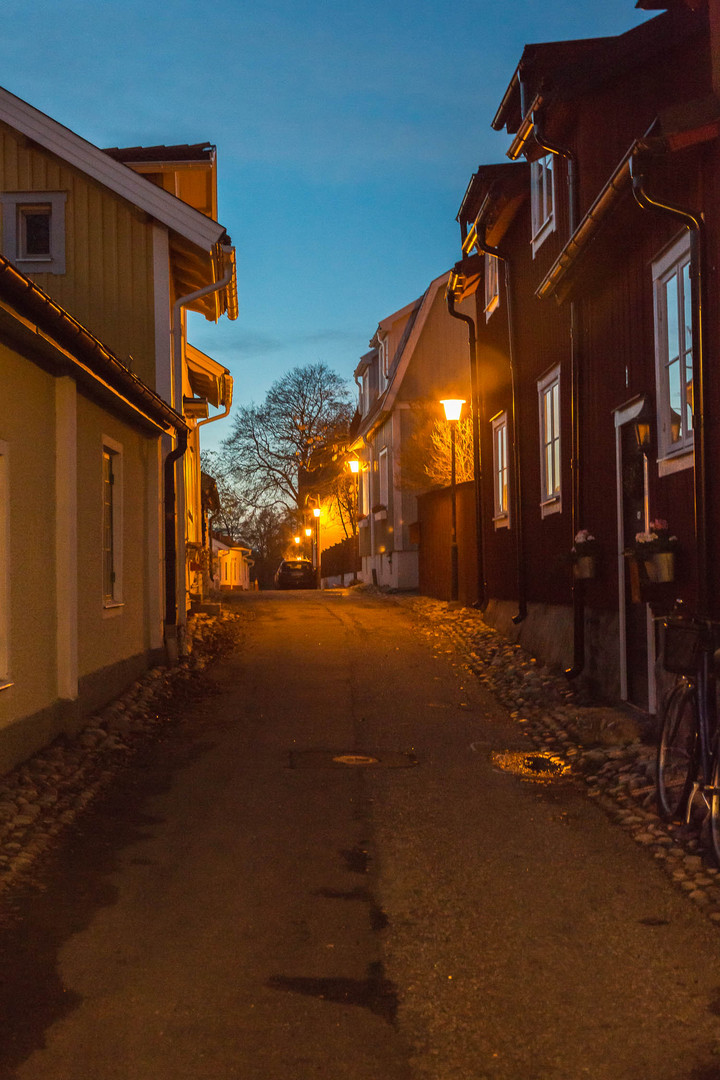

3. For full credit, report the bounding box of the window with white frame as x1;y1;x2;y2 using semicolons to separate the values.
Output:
0;191;67;274
378;336;389;390
484;252;500;318
652;233;693;463
538;365;561;516
491;412;509;528
0;442;9;688
102;439;123;608
378;446;389;507
530;154;555;254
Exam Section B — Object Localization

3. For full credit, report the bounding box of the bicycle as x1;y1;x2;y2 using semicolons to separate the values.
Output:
656;609;720;863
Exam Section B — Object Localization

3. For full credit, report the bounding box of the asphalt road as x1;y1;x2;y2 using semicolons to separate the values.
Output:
1;589;720;1080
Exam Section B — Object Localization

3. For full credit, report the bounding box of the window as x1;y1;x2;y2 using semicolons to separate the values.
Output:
0;191;67;274
0;442;9;688
538;365;561;517
378;336;389;390
378;447;389;507
653;234;693;464
484;252;500;318
102;439;123;609
530;154;555;254
491;412;509;528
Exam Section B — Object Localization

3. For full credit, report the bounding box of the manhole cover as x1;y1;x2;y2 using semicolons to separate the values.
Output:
490;750;569;783
289;750;418;769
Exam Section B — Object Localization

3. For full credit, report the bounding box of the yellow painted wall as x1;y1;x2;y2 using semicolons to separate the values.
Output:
75;395;155;679
0;343;58;730
0;122;157;390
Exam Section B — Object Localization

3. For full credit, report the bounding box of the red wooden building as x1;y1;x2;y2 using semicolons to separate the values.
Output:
446;0;720;713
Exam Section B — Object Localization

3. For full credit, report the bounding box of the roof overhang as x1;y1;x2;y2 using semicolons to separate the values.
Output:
186;343;232;409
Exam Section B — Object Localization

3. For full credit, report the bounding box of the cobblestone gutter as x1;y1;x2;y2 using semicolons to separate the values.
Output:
0;610;248;902
388;592;720;926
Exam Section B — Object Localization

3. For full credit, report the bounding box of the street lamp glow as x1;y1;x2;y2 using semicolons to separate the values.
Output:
294;535;300;544
312;507;321;518
304;527;312;537
348;458;360;474
441;398;465;423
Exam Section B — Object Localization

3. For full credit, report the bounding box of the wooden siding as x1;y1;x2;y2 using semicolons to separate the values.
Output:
0;122;157;390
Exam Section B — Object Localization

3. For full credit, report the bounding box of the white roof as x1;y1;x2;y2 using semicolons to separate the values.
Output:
0;85;227;253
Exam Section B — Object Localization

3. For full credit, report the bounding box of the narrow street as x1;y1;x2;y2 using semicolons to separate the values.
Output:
1;590;720;1080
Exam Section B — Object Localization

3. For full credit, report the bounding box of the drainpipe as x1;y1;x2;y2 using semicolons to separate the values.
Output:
532;115;585;679
164;245;235;659
472;227;527;623
629;155;709;616
446;285;487;607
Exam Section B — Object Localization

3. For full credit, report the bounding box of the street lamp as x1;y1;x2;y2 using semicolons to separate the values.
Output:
347;458;360;584
441;398;465;602
313;506;321;588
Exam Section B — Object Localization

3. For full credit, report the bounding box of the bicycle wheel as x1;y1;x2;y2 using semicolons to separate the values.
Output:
709;743;720;866
657;680;697;822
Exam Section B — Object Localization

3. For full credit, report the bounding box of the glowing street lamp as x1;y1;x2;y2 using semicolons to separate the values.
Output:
347;458;360;583
312;505;321;588
441;398;466;602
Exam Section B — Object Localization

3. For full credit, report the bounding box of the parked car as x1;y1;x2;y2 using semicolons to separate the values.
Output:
274;558;316;589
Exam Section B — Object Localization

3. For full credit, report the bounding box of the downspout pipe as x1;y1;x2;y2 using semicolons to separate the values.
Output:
472;229;527;624
532;115;586;680
446;284;487;607
630;155;709;616
165;246;235;660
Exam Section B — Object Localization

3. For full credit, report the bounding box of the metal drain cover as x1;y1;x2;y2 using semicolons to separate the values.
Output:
289;750;418;769
491;750;569;783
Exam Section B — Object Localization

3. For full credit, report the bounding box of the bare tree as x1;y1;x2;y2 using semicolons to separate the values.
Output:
221;363;352;512
398;403;475;490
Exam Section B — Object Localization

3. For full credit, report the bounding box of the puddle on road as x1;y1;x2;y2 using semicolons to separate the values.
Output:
490;750;570;784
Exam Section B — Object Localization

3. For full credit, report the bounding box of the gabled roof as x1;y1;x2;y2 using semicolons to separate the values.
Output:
354;272;451;440
492;7;701;138
0;86;227;253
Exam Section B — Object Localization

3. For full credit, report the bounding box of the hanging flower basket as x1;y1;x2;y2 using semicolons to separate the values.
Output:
571;529;598;580
625;518;678;591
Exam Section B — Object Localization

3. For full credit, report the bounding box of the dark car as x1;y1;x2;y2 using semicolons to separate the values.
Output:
274;558;316;589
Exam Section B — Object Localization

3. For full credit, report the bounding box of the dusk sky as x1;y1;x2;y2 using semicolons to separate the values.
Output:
1;0;652;448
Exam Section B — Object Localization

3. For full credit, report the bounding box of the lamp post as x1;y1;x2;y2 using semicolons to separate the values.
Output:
313;506;321;588
304;526;312;561
441;398;465;602
348;458;360;584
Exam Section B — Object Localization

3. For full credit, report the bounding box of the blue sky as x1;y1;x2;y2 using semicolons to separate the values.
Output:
1;0;652;449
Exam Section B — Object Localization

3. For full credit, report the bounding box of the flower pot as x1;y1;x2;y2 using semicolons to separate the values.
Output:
573;555;596;580
644;551;674;583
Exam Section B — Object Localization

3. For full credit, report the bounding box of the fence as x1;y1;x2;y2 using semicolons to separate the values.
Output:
416;480;478;605
321;535;360;583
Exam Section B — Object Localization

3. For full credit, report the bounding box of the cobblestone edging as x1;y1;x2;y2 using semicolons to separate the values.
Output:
0;610;247;900
387;592;720;925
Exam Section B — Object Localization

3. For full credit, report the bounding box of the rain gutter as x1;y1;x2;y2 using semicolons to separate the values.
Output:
468;200;527;624
629;151;709;616
532;112;586;681
446;269;486;607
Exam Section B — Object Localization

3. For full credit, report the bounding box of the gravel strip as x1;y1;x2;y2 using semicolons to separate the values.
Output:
0;609;248;899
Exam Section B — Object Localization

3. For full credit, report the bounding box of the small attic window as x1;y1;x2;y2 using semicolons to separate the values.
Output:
0;191;67;274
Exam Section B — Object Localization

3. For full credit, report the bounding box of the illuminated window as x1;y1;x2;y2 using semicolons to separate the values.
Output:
102;439;123;609
538;365;561;517
378;446;389;507
530;154;555;254
653;234;693;463
485;253;500;318
491;412;509;528
0;191;67;274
